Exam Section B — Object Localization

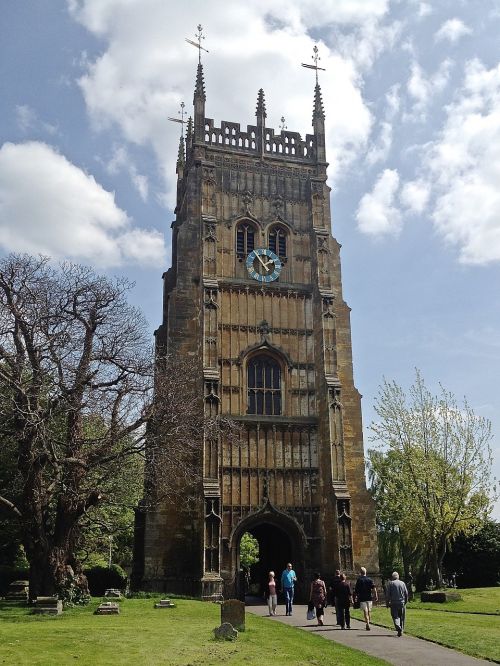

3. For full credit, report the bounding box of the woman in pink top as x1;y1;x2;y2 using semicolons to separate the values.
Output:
267;571;278;616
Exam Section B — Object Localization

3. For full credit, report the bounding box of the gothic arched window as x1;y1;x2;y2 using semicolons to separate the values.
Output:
247;354;282;415
236;221;256;259
269;225;287;259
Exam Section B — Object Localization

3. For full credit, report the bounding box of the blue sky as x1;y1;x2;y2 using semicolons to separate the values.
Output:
1;0;499;518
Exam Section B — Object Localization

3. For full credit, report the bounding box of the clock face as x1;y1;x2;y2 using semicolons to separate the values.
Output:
246;248;282;282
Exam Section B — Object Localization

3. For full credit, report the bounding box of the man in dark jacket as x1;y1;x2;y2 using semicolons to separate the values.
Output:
329;569;342;625
385;571;409;637
335;573;353;629
354;566;378;631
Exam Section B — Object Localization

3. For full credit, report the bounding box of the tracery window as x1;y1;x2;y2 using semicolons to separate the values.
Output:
236;222;256;258
269;225;287;259
247;355;282;415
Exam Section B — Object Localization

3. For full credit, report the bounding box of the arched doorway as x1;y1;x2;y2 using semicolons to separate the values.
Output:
231;503;307;603
240;522;293;599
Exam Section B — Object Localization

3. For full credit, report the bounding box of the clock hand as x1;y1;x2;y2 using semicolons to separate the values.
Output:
255;253;270;272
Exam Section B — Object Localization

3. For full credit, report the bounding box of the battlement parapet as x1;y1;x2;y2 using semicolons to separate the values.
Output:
203;118;315;162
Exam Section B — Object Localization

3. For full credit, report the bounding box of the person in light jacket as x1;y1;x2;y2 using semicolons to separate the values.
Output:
385;571;409;637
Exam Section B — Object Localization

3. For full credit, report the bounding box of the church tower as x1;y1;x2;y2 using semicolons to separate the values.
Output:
134;49;379;599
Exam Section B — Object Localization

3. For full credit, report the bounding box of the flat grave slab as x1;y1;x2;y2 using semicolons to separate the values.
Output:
154;598;176;608
4;580;29;601
32;596;62;615
94;602;120;615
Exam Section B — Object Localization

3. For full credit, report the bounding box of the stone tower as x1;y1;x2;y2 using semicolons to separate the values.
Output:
133;59;379;599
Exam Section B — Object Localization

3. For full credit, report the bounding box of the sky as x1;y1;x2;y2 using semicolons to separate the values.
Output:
1;0;499;518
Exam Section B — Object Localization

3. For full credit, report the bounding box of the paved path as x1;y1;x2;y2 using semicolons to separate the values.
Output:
247;603;492;666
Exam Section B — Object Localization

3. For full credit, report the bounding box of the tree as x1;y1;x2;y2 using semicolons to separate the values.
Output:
369;370;495;588
445;520;500;588
0;254;233;600
240;532;260;570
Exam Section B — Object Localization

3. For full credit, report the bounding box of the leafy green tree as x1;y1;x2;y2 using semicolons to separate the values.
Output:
369;370;496;588
240;532;259;570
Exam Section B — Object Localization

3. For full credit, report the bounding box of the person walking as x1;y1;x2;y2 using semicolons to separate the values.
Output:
385;571;409;637
281;563;297;616
309;572;327;626
335;573;352;629
267;571;278;616
329;569;342;626
354;566;378;631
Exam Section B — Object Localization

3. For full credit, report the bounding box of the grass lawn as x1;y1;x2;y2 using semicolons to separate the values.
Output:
351;586;500;663
408;586;500;615
0;598;388;666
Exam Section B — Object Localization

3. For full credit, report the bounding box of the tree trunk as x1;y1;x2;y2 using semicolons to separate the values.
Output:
27;543;58;602
436;537;447;588
429;536;446;588
24;504;88;602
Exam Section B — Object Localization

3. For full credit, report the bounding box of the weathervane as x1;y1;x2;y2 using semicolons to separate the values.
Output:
168;101;186;135
279;116;287;132
185;24;209;63
301;44;326;84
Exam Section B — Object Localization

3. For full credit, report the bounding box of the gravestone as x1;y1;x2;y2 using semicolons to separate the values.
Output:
221;598;245;631
154;598;176;608
94;601;120;615
213;622;238;641
420;590;462;603
4;580;29;601
32;596;62;615
104;588;122;598
420;590;462;604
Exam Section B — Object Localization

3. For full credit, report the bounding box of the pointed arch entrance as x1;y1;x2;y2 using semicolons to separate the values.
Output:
230;500;307;602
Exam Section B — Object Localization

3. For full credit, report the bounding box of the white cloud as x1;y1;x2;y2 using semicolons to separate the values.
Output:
366;121;392;165
421;59;500;264
16;105;37;131
356;168;401;236
0;141;165;267
385;84;401;118
417;3;432;18
400;179;430;213
406;58;453;120
68;0;398;201
16;104;57;135
105;144;149;201
366;85;401;165
435;18;472;44
335;19;402;72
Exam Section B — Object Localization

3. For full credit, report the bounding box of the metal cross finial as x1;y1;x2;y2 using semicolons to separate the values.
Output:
279;116;287;132
185;24;209;63
301;43;326;84
168;101;186;136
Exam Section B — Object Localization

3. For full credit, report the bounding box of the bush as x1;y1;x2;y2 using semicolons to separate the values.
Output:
0;566;29;596
84;564;127;597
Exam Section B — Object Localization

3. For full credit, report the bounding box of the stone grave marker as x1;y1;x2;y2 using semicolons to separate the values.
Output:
94;601;120;615
214;622;238;641
420;590;462;603
221;598;245;631
104;588;122;598
154;598;176;608
4;580;29;602
32;596;63;615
